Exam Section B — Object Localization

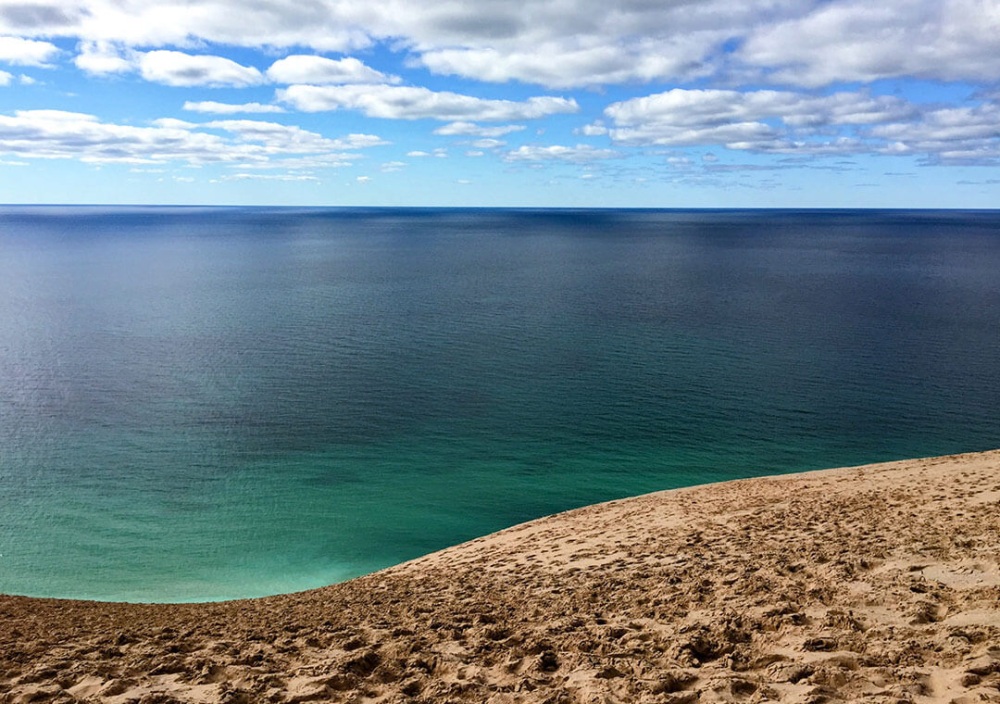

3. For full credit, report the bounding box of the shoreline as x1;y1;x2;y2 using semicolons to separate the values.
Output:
2;449;999;702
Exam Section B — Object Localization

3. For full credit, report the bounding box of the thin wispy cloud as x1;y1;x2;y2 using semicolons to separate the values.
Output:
183;101;286;115
276;84;578;121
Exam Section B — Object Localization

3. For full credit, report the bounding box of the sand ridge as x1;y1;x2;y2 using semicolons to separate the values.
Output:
2;450;999;703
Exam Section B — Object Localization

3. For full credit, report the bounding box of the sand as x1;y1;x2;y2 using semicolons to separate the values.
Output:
2;450;999;704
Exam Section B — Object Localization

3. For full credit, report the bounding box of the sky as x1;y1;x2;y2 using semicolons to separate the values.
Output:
0;0;999;207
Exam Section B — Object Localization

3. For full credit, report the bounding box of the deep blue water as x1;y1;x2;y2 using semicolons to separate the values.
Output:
1;207;998;602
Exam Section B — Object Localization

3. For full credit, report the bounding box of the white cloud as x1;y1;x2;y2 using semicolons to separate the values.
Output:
139;50;264;88
406;148;448;158
74;41;133;74
184;101;285;114
278;83;578;121
740;0;1000;86
0;1;745;87
0;2;369;52
1;0;999;183
503;144;618;163
578;122;608;137
604;89;915;151
433;121;525;137
0;0;998;90
236;154;358;170
376;0;774;87
191;119;386;153
356;175;371;182
470;138;505;149
266;55;397;85
220;173;319;182
380;160;406;172
870;104;1000;164
0;36;59;66
601;88;1000;164
417;36;720;89
0;109;384;167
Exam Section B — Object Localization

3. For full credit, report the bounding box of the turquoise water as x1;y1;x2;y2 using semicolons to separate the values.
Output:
1;207;998;602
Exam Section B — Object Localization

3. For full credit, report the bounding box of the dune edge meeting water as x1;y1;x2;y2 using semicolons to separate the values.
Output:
1;449;999;703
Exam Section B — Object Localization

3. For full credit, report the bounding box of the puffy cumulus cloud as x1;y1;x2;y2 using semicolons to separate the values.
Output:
73;41;133;74
871;104;1000;164
417;36;719;89
277;83;578;121
76;45;396;90
503;144;618;163
139;50;265;88
0;3;84;32
3;1;733;86
433;121;525;137
0;109;233;163
266;55;397;85
3;0;1000;90
578;122;608;137
0;0;742;77
184;101;285;114
0;109;384;167
740;0;1000;86
369;0;783;87
0;35;59;65
2;0;1000;89
604;89;916;150
0;1;369;52
0;68;10;84
603;87;1000;164
607;89;914;131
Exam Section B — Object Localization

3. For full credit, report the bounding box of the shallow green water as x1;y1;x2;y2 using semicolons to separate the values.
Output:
1;207;998;601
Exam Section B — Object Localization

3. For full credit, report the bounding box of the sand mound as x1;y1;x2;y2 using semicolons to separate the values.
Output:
2;450;999;703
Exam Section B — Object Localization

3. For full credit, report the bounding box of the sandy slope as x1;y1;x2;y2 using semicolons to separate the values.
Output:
2;450;999;703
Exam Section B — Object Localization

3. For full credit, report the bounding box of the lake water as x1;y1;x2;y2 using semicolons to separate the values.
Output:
1;207;998;602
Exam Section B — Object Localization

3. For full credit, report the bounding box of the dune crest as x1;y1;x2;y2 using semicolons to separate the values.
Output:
3;450;999;703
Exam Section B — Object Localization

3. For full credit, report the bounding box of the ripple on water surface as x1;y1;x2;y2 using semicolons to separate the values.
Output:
1;207;999;601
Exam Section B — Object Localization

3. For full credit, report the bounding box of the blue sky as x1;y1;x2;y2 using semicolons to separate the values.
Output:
0;0;998;207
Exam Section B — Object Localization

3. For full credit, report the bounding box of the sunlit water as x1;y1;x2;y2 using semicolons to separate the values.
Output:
1;207;998;602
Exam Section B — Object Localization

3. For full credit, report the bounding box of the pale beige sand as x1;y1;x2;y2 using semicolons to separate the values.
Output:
2;450;999;703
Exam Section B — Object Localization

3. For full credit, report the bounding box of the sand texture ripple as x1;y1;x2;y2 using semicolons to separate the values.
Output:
2;450;999;703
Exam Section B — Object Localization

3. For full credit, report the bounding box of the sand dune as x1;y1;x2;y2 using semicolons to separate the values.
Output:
2;450;999;703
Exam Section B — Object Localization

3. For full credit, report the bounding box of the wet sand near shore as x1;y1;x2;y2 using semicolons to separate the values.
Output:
2;450;999;703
